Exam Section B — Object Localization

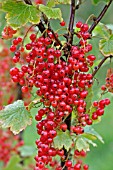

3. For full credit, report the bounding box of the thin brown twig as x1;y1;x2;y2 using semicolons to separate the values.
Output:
88;0;113;34
68;0;76;45
62;0;76;58
22;24;36;46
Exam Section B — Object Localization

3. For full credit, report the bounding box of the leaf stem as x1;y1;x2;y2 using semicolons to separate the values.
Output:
22;24;36;46
88;0;112;34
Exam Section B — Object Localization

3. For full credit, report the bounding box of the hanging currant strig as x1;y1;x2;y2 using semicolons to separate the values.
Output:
0;0;113;170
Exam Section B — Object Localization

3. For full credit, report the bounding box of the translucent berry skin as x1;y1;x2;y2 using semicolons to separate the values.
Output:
21;86;29;93
10;45;16;52
76;21;83;28
60;21;66;26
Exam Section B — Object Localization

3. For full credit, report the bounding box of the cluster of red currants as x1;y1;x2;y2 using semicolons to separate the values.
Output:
2;26;17;40
0;129;24;166
101;68;113;93
0;39;31;109
9;21;110;170
0;40;16;110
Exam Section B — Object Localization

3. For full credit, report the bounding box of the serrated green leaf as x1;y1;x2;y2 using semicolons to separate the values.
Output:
47;0;55;7
55;0;71;4
53;130;72;151
85;87;93;112
75;137;90;152
92;0;110;5
0;100;32;135
4;155;23;170
93;23;111;39
39;4;63;21
83;133;97;141
99;34;113;57
47;0;71;7
84;126;104;143
19;145;36;157
84;138;97;147
2;0;40;28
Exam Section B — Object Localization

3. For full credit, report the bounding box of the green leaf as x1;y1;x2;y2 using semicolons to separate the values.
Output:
61;56;66;61
93;23;111;39
84;138;97;147
55;0;71;4
19;145;36;157
92;0;110;5
2;0;40;28
47;0;71;7
85;87;93;112
0;100;32;135
84;126;104;143
4;156;23;170
75;137;90;152
28;96;42;111
99;34;113;57
46;0;71;7
53;130;73;151
39;4;63;21
47;0;55;7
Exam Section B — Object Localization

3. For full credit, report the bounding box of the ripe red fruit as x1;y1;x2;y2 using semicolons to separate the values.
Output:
76;21;83;28
60;123;67;131
60;21;66;26
35;0;43;4
92;112;98;120
101;85;106;91
74;163;81;170
65;160;72;167
21;86;29;93
83;164;89;170
25;43;32;50
81;23;89;32
10;45;16;52
12;39;19;45
30;33;36;41
105;98;110;105
80;150;86;157
87;55;96;61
